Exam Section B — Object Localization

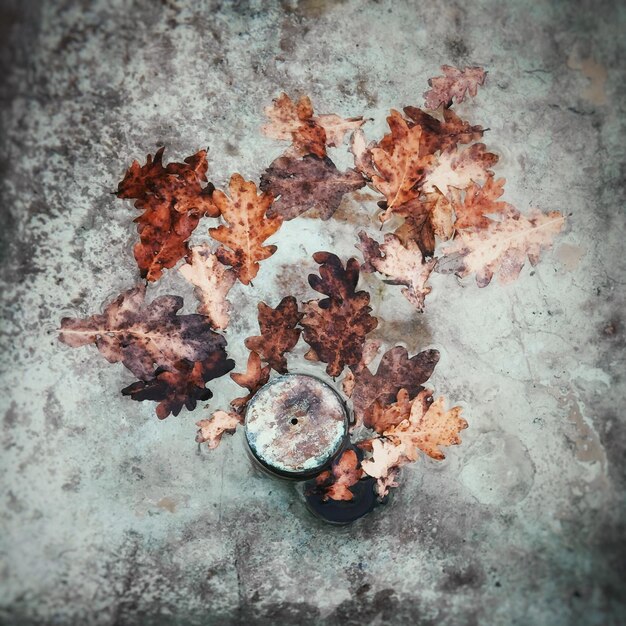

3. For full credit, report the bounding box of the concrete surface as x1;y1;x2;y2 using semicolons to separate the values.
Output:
1;0;625;624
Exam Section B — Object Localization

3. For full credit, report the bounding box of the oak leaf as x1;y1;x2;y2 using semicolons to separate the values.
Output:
244;296;303;373
440;208;565;287
393;211;436;259
301;252;378;377
391;190;454;259
230;351;271;413
178;244;236;330
209;174;282;285
403;106;485;154
262;93;326;157
121;354;235;419
358;231;436;311
59;284;230;381
317;114;366;147
424;65;487;109
262;93;365;158
370;111;436;218
315;448;363;501
343;346;440;431
350;128;378;179
449;177;509;230
116;147;218;281
196;410;243;449
260;155;365;221
361;392;468;492
367;388;415;433
423;143;498;195
373;466;400;498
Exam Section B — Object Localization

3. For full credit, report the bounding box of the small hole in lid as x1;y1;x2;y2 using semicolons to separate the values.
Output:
290;418;298;425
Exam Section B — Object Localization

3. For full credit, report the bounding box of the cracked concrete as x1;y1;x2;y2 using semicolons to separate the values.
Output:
1;0;625;624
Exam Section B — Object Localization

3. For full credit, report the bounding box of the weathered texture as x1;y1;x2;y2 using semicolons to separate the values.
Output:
1;1;625;625
245;374;348;476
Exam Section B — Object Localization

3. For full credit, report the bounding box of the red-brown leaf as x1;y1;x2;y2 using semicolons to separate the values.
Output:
230;351;271;413
244;296;303;373
344;346;440;431
117;147;218;281
370;111;436;218
301;252;378;377
121;354;235;419
449;177;509;230
315;448;363;501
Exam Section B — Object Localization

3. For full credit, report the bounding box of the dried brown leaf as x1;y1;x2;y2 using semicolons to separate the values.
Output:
262;93;365;158
178;244;237;330
358;231;436;311
441;208;566;287
403;106;485;154
315;448;363;501
116;147;218;281
196;410;243;449
260;155;365;221
424;65;487;109
345;346;440;430
121;354;235;419
244;296;303;373
449;177;509;230
423;143;498;195
210;174;282;285
230;351;271;413
59;284;230;381
361;392;468;491
368;388;415;433
370;111;436;217
317;114;366;147
301;252;378;377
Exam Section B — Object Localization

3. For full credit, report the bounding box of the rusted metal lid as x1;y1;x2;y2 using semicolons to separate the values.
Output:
244;374;349;479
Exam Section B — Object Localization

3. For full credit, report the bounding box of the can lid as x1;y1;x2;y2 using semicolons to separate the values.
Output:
244;374;348;479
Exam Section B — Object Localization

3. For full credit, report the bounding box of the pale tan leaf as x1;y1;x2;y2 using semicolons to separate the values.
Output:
358;232;436;311
179;244;236;330
361;392;468;485
196;410;243;449
360;437;405;479
423;144;498;195
317;114;366;147
424;65;487;109
441;208;566;287
350;128;378;179
429;190;455;240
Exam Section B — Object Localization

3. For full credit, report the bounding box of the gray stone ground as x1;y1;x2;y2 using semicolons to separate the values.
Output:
1;0;625;624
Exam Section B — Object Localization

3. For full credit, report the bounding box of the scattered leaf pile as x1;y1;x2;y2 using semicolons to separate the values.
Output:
59;65;565;512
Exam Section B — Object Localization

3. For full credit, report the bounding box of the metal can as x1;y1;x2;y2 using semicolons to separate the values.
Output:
244;373;349;480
